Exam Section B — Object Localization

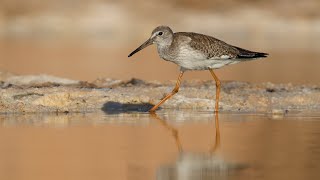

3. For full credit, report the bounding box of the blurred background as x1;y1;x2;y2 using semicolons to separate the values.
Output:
0;0;319;83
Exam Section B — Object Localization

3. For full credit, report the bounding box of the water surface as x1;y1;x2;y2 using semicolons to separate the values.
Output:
0;111;319;180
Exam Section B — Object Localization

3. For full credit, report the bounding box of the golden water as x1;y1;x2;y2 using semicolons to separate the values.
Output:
0;111;319;180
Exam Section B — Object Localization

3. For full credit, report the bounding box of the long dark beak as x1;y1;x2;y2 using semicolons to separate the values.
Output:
128;38;153;57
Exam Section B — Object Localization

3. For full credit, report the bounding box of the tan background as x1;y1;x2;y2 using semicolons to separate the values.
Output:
0;0;319;83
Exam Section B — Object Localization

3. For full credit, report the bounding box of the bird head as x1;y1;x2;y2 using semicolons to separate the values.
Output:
128;26;173;57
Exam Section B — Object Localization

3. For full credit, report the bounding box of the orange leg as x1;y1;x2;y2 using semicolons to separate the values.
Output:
209;69;221;113
149;71;184;112
208;69;221;153
209;112;221;153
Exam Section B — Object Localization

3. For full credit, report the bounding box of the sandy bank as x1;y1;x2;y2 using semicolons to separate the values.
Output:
0;73;319;114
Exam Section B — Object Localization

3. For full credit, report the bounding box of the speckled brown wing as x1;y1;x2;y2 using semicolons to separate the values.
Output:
176;32;268;60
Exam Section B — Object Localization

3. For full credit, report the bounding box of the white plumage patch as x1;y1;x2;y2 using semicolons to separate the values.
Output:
174;44;239;70
220;55;230;59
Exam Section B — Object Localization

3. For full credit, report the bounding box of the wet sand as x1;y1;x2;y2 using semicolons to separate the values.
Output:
0;75;320;113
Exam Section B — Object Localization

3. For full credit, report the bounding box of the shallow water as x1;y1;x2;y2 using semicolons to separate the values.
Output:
0;111;320;180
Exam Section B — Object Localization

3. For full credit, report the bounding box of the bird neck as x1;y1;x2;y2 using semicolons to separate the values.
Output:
157;42;175;60
155;35;174;59
157;36;173;52
157;43;170;55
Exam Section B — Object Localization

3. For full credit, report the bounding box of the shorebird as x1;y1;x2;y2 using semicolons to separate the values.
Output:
128;26;268;113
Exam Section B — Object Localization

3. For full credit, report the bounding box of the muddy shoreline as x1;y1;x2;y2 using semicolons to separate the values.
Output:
0;74;319;114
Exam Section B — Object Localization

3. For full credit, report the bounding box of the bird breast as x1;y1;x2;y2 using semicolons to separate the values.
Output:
157;45;176;62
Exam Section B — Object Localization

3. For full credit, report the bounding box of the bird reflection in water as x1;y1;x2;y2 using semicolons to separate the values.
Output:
150;112;245;180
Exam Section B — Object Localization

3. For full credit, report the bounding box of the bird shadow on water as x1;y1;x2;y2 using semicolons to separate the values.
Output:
101;101;156;114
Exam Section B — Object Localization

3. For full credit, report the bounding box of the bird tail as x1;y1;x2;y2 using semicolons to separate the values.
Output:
233;46;269;59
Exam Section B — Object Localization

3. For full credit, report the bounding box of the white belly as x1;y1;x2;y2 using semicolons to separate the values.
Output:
176;58;239;70
171;45;239;70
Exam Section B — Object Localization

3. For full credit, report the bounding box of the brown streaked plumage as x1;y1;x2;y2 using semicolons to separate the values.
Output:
128;25;268;114
176;32;268;59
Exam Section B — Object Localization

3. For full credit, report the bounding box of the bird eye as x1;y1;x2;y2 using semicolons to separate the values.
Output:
158;32;163;36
